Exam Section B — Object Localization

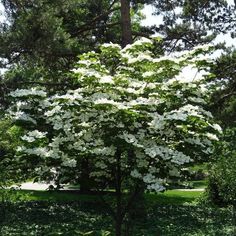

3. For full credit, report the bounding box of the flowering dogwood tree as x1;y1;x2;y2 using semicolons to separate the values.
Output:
8;38;221;235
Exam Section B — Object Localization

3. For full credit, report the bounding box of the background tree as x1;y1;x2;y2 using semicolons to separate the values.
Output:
205;48;236;206
210;49;236;128
0;0;147;72
207;127;236;233
151;0;235;50
0;0;235;77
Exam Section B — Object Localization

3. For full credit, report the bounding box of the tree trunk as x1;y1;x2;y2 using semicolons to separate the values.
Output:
120;0;132;47
233;202;236;235
115;149;123;236
115;215;123;236
80;158;91;193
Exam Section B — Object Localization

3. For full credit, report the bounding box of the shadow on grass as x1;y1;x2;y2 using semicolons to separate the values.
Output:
0;190;233;235
190;180;207;189
139;204;233;236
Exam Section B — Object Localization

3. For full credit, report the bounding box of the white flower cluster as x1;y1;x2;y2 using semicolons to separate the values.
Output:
9;39;220;192
119;132;137;144
102;42;121;49
144;145;191;165
21;130;47;142
22;147;49;158
62;158;77;168
99;75;114;84
13;111;37;124
185;137;205;147
205;132;219;141
10;88;46;97
90;146;116;156
211;123;222;133
131;169;142;179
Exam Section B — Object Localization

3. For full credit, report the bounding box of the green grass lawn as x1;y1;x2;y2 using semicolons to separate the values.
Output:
4;188;203;204
0;188;234;236
146;190;203;205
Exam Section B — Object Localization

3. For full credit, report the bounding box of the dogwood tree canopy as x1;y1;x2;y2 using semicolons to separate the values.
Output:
8;38;220;191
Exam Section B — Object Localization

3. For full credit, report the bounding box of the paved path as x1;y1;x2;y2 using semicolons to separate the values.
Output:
12;182;56;191
174;188;205;191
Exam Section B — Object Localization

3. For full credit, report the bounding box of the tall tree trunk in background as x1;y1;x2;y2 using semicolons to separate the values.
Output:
120;0;132;47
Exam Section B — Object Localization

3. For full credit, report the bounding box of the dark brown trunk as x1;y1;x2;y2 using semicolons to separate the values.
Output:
80;158;91;193
120;0;132;47
115;149;123;236
233;202;236;235
115;216;123;236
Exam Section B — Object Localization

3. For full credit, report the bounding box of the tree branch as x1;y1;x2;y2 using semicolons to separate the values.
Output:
215;91;236;105
121;183;142;219
71;22;121;37
132;31;152;39
0;81;71;88
86;5;120;27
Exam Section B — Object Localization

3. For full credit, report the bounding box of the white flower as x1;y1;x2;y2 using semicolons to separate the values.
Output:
94;98;116;105
122;38;152;52
53;122;63;130
21;136;35;142
100;76;114;84
211;124;222;133
91;146;116;156
202;147;213;154
166;112;188;121
80;122;90;127
131;37;152;46
131;169;142;178
205;133;219;141
127;54;152;64
149;115;166;130
102;42;121;49
10;88;46;97
126;88;136;93
74;68;102;78
16;101;28;109
24;147;49;157
147;183;165;192
143;173;156;184
14;111;37;124
95;161;107;169
171;153;191;165
142;71;154;78
62;159;77;168
185;137;205;147
28;130;47;138
16;146;26;152
59;93;83;101
45;105;62;117
121;132;137;144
